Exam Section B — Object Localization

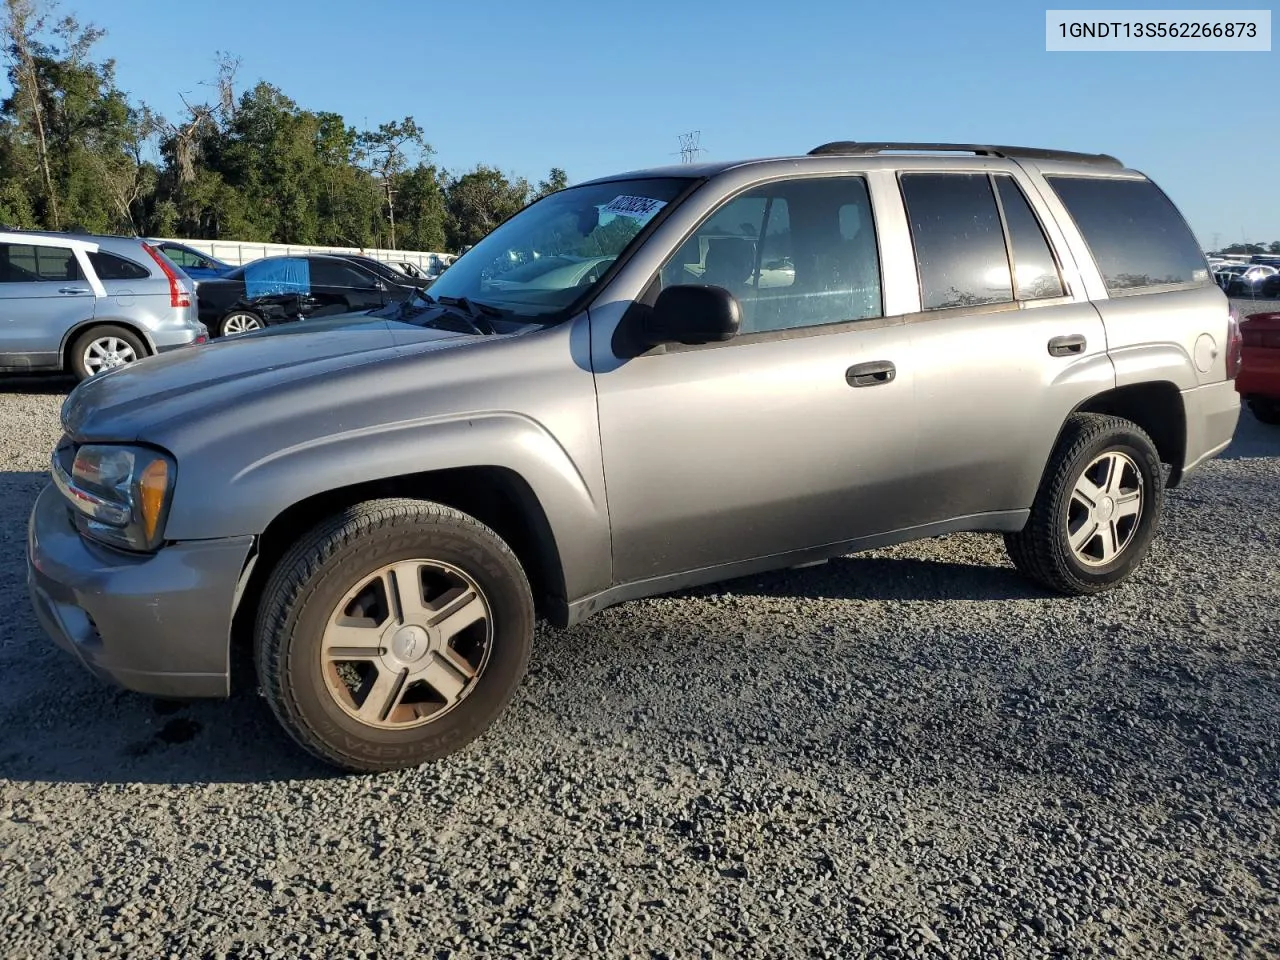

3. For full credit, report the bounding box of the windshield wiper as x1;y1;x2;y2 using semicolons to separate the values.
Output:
400;290;495;336
436;295;500;334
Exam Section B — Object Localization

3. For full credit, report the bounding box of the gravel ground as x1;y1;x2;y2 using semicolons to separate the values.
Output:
1;321;1278;958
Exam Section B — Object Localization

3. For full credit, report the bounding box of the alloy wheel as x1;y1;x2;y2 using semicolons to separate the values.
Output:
221;313;262;336
320;559;493;730
82;336;138;375
1066;451;1143;567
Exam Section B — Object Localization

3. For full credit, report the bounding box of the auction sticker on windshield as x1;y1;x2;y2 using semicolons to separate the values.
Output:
602;195;667;221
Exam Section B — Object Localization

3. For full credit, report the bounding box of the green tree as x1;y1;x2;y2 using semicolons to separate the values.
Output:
535;166;568;199
392;162;448;251
445;165;531;249
356;117;428;249
1;0;154;232
0;1;564;252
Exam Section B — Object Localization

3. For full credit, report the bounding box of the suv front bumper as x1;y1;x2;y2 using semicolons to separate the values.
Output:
26;483;253;699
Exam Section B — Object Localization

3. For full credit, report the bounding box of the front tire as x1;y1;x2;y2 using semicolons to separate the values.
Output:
1005;414;1164;595
255;498;534;773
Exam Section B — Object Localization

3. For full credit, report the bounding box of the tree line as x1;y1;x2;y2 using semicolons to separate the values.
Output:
1215;242;1280;256
0;0;567;253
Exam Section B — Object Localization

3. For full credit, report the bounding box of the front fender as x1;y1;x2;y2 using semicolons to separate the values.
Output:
164;411;612;602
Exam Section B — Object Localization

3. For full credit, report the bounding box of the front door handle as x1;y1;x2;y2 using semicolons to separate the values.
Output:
58;287;91;295
846;360;896;387
1048;334;1087;357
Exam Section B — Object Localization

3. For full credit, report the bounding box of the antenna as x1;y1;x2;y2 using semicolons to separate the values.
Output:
676;131;705;164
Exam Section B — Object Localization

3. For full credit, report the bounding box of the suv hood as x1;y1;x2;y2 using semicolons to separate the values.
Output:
62;315;472;442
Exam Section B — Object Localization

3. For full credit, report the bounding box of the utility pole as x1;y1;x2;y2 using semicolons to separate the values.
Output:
384;180;397;250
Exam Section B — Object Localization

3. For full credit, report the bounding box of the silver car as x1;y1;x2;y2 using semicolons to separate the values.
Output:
28;141;1240;773
0;230;206;380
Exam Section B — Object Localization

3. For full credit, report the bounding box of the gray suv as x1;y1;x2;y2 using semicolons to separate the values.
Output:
27;142;1241;772
0;231;206;380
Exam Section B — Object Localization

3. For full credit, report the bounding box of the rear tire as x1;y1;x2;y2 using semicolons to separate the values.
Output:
68;325;148;381
1248;398;1280;425
254;498;535;773
217;310;263;337
1005;414;1164;595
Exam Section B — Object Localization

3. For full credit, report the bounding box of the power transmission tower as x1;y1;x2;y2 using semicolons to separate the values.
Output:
676;131;705;164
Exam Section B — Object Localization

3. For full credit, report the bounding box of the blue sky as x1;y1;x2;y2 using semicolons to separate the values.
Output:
94;0;1277;247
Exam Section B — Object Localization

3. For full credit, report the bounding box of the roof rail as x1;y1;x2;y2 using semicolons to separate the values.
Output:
806;141;1124;168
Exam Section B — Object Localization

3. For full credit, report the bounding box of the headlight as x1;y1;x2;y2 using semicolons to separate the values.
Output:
51;444;176;552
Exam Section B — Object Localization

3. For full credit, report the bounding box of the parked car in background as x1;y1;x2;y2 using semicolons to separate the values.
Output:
26;140;1239;773
195;254;419;336
337;254;432;289
1256;273;1280;299
1236;311;1280;424
1223;264;1277;296
387;260;434;282
1215;263;1248;289
145;239;235;281
0;230;205;380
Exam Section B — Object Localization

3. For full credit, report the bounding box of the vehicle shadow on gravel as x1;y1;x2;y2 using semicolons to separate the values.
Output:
0;374;75;395
0;668;337;785
677;553;1040;603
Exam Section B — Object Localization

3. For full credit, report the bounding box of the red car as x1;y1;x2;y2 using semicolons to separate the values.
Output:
1237;311;1280;424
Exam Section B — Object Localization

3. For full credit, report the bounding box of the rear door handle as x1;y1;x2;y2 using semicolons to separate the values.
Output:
1048;334;1087;357
846;360;896;387
58;287;91;295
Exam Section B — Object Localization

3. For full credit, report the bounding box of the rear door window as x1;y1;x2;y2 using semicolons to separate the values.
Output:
311;259;377;289
993;176;1065;300
88;251;150;281
1045;176;1209;293
0;243;82;283
900;174;1013;310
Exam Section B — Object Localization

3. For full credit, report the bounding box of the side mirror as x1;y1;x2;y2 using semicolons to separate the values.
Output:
644;284;741;347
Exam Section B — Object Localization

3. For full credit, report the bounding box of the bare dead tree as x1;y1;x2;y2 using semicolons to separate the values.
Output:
166;54;238;186
169;92;217;184
211;51;239;120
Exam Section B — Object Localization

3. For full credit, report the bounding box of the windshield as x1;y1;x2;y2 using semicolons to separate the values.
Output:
427;177;692;319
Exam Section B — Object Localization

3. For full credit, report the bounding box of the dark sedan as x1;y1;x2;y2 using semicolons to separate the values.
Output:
337;254;433;289
1257;273;1280;300
196;254;418;337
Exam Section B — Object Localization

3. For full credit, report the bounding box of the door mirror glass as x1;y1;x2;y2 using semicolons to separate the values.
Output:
644;284;741;347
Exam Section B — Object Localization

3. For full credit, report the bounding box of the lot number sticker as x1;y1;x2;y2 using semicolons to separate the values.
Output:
602;195;667;221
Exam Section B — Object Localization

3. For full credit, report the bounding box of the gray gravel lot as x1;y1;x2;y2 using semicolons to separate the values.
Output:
1;324;1278;958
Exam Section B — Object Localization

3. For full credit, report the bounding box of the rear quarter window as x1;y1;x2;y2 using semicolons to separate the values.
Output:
88;251;151;281
1046;176;1209;294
